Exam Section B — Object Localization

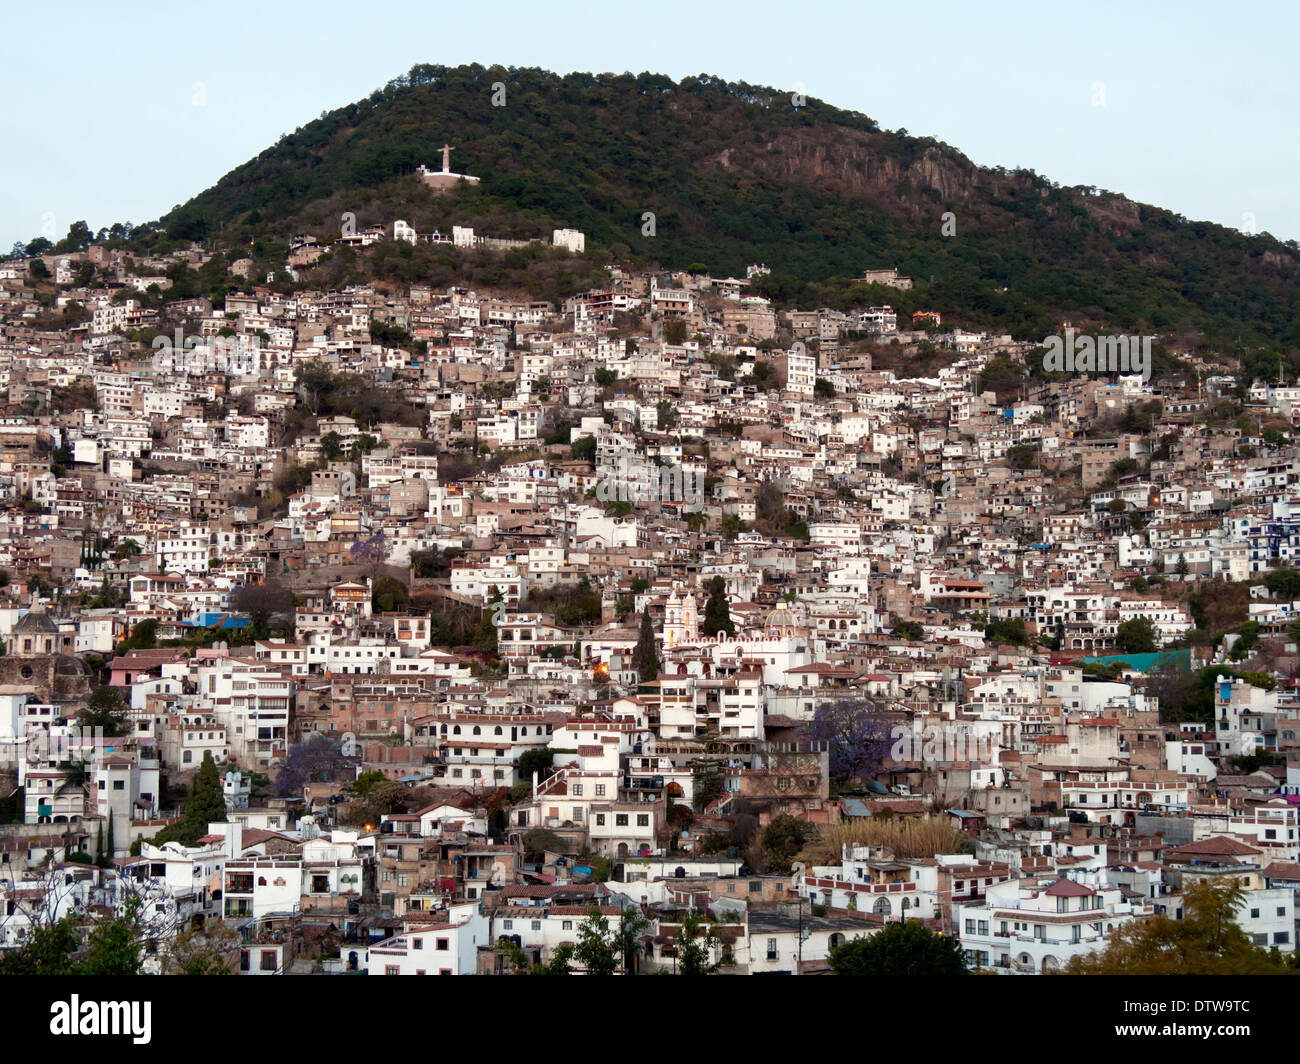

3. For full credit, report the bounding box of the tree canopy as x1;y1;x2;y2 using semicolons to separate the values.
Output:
1066;877;1296;975
829;922;969;976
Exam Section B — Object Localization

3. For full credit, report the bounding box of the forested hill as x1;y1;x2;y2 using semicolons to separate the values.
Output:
156;64;1300;351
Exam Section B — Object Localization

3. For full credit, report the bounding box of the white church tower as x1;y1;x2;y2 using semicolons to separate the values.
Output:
663;583;698;647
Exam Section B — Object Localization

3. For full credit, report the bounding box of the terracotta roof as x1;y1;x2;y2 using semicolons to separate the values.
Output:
1042;877;1095;897
1165;835;1262;861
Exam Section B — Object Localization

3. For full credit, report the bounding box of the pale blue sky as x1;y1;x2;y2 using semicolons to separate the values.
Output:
3;0;1296;252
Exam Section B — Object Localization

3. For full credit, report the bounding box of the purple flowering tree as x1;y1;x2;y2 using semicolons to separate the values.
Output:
797;697;892;785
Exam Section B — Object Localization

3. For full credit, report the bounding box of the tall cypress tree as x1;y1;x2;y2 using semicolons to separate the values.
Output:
633;607;658;682
179;752;228;844
702;576;735;637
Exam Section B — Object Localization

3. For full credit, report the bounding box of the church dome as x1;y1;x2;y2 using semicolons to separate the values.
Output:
14;606;58;635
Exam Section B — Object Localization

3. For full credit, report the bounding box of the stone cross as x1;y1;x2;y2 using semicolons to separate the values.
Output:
439;144;454;173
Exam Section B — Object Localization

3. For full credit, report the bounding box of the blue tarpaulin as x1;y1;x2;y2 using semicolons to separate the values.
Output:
1080;649;1191;673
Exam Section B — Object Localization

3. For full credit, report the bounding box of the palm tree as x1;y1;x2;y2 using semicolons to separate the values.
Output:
55;758;91;799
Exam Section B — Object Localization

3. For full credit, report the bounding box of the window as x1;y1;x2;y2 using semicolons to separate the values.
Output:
616;814;628;827
766;938;777;960
439;968;452;975
595;814;606;826
261;950;278;972
531;920;541;931
595;784;606;797
637;814;649;827
1251;908;1261;919
113;780;125;790
240;950;250;972
385;965;399;976
436;938;449;951
413;938;423;950
572;784;583;796
503;919;513;930
562;920;573;930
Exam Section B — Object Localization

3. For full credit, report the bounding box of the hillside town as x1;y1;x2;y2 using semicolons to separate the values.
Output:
2;218;1299;977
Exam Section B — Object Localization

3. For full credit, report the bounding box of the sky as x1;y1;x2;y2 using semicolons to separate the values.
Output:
3;1;1297;252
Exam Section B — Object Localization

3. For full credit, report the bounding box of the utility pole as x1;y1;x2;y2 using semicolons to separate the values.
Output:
797;895;803;974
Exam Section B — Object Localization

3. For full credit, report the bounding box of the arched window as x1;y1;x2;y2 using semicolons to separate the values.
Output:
473;726;481;736
453;726;461;735
494;726;503;735
873;897;891;916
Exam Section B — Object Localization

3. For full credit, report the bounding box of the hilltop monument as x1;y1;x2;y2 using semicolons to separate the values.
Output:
417;143;481;193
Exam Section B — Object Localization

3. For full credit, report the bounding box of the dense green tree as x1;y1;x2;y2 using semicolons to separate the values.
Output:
231;580;293;635
1116;616;1159;654
521;828;566;859
517;747;554;783
0;916;82;974
80;686;128;737
702;576;734;638
829;922;969;975
612;906;650;974
1067;877;1292;974
761;814;816;871
676;909;721;975
690;754;725;812
155;752;227;846
320;431;344;461
573;905;620;975
633;607;658;682
371;574;409;613
533;943;576;974
1229;620;1261;661
80;918;144;975
984;617;1028;646
117;617;158;651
